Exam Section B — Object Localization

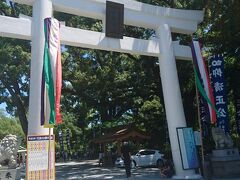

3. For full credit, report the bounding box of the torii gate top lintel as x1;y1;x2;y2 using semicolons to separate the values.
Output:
13;0;203;34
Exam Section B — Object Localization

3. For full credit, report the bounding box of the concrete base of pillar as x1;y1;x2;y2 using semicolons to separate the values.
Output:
172;174;202;179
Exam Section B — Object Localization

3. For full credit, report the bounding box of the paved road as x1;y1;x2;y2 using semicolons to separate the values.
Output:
20;160;240;179
56;160;161;179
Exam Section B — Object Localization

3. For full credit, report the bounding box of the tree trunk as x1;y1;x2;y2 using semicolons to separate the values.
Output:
14;95;28;136
2;80;28;136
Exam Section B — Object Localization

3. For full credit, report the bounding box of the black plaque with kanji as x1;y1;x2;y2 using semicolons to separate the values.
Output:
106;1;124;39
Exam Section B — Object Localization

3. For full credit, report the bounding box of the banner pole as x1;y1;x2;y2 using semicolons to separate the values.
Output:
48;127;51;180
194;82;205;176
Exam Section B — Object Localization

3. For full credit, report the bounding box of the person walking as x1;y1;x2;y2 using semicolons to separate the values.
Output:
121;142;131;178
98;151;104;166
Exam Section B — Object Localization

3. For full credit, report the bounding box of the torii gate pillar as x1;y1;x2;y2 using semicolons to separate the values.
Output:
157;24;201;179
28;0;52;135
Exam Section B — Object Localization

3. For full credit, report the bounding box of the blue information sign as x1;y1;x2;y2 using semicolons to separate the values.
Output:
177;127;199;170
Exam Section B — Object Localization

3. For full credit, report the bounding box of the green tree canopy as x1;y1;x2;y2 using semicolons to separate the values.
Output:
0;110;24;140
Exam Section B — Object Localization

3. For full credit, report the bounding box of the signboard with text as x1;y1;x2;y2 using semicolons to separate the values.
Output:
27;135;55;180
209;55;229;132
106;1;124;39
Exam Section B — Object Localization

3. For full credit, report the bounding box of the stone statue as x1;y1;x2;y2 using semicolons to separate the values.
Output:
0;134;21;168
212;127;233;149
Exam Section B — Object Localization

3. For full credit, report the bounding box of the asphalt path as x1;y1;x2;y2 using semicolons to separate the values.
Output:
55;160;161;180
19;160;240;179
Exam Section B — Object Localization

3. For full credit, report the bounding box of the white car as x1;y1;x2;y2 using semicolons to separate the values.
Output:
115;157;136;168
115;149;164;168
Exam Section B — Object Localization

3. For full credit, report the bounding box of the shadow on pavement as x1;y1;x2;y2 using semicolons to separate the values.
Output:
56;160;161;179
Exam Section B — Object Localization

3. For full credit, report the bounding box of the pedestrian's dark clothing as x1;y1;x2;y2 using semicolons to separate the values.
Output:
160;159;174;178
121;144;131;178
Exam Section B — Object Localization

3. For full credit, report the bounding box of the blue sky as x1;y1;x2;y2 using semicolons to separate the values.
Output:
6;0;11;6
0;103;6;110
0;103;9;117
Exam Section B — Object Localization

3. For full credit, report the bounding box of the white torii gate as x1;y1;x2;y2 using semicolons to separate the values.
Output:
0;0;203;179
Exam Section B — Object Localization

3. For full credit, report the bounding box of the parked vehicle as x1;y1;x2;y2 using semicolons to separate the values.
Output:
115;157;136;168
115;149;164;168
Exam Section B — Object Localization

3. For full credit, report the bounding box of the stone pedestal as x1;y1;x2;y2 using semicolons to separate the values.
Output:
0;167;21;180
210;148;240;178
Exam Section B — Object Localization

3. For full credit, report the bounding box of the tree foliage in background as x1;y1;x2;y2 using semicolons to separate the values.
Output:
201;0;240;146
0;110;24;141
55;11;167;149
0;0;32;135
